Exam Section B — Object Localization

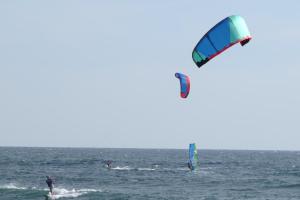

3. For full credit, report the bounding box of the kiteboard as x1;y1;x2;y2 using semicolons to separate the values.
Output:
44;191;57;200
44;192;54;199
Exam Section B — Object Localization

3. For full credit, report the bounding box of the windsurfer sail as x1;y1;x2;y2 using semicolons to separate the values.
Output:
188;143;199;170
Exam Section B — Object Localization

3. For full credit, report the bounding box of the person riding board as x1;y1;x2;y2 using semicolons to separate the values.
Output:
46;176;54;194
104;160;112;168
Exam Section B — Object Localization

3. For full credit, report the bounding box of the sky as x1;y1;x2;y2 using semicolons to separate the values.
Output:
0;0;299;150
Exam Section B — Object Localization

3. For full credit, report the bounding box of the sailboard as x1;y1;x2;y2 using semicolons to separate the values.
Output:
188;143;199;170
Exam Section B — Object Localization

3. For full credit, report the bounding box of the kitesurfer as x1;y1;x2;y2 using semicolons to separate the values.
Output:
104;160;112;168
46;176;54;194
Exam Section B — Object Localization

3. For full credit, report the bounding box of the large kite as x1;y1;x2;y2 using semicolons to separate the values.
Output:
192;15;251;68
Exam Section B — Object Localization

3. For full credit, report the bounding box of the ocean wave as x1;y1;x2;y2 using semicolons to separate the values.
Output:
137;168;156;171
0;183;26;190
229;188;255;191
162;167;190;171
177;167;190;171
204;161;223;165
111;166;133;170
273;183;300;189
0;183;102;199
111;166;157;171
47;188;102;199
111;166;191;172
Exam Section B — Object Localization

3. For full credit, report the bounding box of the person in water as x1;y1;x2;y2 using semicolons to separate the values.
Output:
46;176;54;194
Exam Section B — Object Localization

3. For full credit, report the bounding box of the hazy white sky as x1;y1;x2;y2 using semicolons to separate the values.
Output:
0;1;299;150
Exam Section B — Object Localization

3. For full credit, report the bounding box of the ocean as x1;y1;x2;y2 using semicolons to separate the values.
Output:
1;147;300;200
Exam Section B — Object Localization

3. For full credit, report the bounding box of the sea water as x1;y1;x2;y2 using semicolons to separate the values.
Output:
1;147;300;199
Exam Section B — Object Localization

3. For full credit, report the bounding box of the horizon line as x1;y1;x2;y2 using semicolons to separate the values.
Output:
0;145;299;152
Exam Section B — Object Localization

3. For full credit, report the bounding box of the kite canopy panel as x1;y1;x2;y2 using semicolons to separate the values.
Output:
192;15;251;68
175;73;190;98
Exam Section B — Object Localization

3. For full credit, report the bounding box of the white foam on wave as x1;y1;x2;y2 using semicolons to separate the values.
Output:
162;168;173;171
47;188;102;199
111;166;132;170
0;183;26;190
177;167;190;171
0;183;102;199
162;167;190;171
137;168;155;171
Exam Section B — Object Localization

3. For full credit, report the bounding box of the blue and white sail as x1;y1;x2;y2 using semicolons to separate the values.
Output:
188;143;199;170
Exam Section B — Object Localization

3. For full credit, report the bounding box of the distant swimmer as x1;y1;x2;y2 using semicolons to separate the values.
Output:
46;176;54;194
104;160;112;169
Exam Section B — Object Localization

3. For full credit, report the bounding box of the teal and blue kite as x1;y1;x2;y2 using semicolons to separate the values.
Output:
192;15;251;68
